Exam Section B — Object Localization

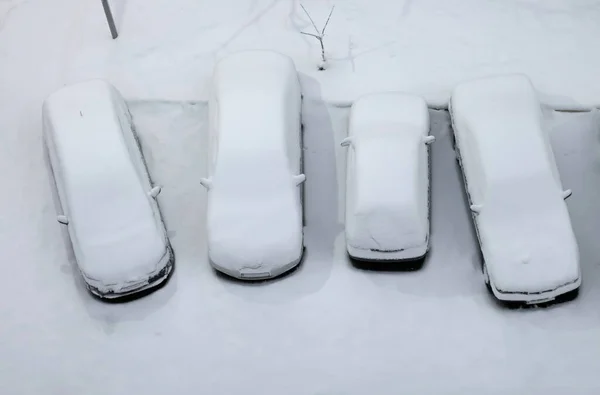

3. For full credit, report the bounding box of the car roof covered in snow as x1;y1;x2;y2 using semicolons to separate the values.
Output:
213;51;298;154
42;79;166;282
207;51;303;272
211;50;301;190
212;50;300;154
346;93;430;250
451;74;560;189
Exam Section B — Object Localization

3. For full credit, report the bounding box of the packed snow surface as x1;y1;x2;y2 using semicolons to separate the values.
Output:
451;74;580;297
345;93;430;256
42;80;168;289
207;51;303;277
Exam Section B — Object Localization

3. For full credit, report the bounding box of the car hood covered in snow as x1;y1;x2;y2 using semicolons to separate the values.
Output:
207;162;303;275
77;222;168;286
478;180;580;294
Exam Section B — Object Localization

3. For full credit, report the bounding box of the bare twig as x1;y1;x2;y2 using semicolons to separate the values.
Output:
299;4;335;70
300;32;320;39
300;4;321;35
321;6;335;35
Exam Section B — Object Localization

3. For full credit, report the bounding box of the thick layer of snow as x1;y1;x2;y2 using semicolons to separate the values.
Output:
206;51;303;278
42;0;600;109
344;93;430;259
42;80;171;293
451;74;580;300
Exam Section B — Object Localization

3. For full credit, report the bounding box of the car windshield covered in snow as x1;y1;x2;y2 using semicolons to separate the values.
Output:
211;148;297;205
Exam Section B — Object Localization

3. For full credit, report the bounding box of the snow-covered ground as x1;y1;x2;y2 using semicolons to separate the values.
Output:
2;0;600;394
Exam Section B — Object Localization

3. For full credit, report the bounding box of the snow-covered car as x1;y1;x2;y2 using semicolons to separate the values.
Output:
341;92;435;261
200;50;305;280
42;79;174;299
449;74;581;304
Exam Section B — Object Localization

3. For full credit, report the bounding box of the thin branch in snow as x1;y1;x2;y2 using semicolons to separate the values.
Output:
300;4;321;35
299;4;335;70
300;31;320;39
321;5;335;36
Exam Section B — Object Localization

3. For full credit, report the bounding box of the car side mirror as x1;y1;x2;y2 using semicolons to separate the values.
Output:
57;215;69;225
200;177;212;190
470;204;482;214
423;135;436;144
340;137;353;147
293;174;306;186
562;189;572;200
148;186;162;198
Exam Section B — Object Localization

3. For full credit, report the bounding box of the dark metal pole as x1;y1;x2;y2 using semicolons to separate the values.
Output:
101;0;118;39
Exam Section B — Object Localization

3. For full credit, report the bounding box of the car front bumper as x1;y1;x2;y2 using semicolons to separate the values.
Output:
488;274;581;305
346;242;429;262
83;245;175;300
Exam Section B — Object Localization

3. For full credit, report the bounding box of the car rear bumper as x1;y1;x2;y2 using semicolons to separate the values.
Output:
347;242;428;262
83;245;175;300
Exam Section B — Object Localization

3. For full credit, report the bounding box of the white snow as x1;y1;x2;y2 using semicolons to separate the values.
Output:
55;0;600;110
344;93;430;259
42;79;171;294
450;74;581;301
3;0;600;394
206;51;304;279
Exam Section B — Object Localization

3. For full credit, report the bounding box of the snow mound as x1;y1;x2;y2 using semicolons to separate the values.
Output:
345;93;430;259
42;79;171;293
451;74;581;300
206;51;304;279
